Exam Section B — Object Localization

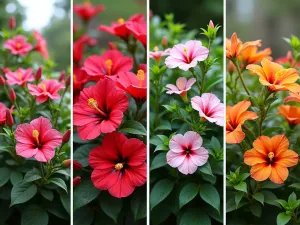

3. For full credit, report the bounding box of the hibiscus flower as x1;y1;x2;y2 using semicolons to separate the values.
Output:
278;105;300;127
4;35;33;56
74;0;105;21
89;132;146;198
15;117;62;162
5;68;34;86
166;77;196;103
33;30;49;59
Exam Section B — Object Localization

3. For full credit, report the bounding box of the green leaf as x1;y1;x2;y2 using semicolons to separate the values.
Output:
74;144;97;167
234;182;247;193
99;192;122;223
119;120;146;136
275;200;288;208
261;180;284;189
210;136;221;151
131;190;146;221
0;167;11;187
179;183;200;208
23;168;42;183
21;204;48;225
250;203;262;217
180;209;211;225
48;178;68;193
235;192;244;207
11;182;37;206
40;189;54;201
150;179;174;210
73;179;100;210
60;192;70;214
155;121;172;131
277;212;291;225
262;191;279;207
10;171;23;186
74;206;95;225
53;169;70;177
288;192;297;204
198;162;214;176
154;144;169;152
199;184;220;213
253;192;264;205
289;183;300;189
150;153;167;170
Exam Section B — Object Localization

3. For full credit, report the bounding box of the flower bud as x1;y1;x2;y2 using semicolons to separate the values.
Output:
209;20;214;28
62;159;71;168
6;109;14;127
9;88;16;102
73;176;81;187
73;160;83;170
35;67;42;81
0;76;5;85
62;129;71;143
161;36;168;49
287;51;293;65
108;42;117;50
65;75;70;85
227;61;235;74
59;71;66;82
9;16;16;29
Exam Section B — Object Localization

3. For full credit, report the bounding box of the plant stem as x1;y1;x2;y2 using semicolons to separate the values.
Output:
190;68;202;95
232;60;251;97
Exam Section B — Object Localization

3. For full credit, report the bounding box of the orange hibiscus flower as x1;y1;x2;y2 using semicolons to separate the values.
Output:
246;58;300;93
239;46;272;65
284;92;300;103
278;105;300;127
226;100;258;144
226;32;261;59
244;135;298;184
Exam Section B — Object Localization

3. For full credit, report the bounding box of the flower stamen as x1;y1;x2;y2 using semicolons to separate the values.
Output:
137;70;145;87
183;47;188;56
88;98;108;117
32;129;40;145
115;163;123;170
153;46;159;52
117;18;125;24
105;59;113;75
268;152;275;161
17;72;22;80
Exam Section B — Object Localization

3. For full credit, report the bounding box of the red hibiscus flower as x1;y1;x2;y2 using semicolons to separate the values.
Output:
33;30;49;59
82;50;133;80
28;79;65;103
73;66;89;92
99;14;144;39
73;35;89;65
89;132;146;198
74;0;105;21
4;35;33;56
126;21;147;47
15;117;62;162
73;79;128;140
5;68;34;86
116;66;147;101
0;103;9;126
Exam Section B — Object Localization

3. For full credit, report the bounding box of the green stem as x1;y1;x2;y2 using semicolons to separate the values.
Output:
232;60;251;97
190;68;202;94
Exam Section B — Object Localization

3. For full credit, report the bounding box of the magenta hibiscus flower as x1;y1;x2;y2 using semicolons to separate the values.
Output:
28;79;65;103
5;68;34;86
4;35;33;56
191;93;224;126
165;40;209;71
166;131;209;175
15;117;62;162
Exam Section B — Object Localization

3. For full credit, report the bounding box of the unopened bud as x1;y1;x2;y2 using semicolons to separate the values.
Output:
65;75;70;85
9;16;16;29
209;20;214;28
287;51;293;65
59;71;66;82
0;76;5;85
108;42;117;50
62;129;71;143
35;67;42;81
9;88;16;102
161;36;168;49
73;176;81;187
6;109;14;127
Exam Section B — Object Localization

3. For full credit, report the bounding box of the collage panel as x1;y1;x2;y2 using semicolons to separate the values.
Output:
226;0;300;224
149;0;224;224
72;0;147;224
0;0;71;225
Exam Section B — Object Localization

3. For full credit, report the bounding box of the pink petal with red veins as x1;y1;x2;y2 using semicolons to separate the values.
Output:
16;143;38;158
167;150;186;168
184;131;203;150
169;133;185;153
190;147;209;166
178;157;198;175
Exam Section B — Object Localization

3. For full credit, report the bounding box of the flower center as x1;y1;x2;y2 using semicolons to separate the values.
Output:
273;69;284;85
16;42;22;49
137;70;145;87
17;72;22;80
177;81;184;90
118;18;125;24
84;0;91;7
153;46;159;52
41;83;47;92
115;163;123;170
268;152;274;160
183;47;188;56
105;59;113;75
87;98;108;117
32;129;40;145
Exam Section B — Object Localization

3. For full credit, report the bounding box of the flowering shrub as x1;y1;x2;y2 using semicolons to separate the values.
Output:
0;16;70;225
150;14;224;224
226;33;300;225
73;1;147;224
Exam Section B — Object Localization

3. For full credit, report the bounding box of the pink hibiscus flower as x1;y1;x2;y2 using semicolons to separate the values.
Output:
4;35;33;56
166;77;196;102
15;117;62;162
166;131;209;175
5;68;34;86
191;93;224;126
165;40;209;71
149;47;170;64
28;79;65;103
0;103;9;126
33;30;49;59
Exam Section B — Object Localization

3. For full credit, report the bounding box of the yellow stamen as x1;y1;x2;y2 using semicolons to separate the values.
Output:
32;129;40;145
84;0;91;7
115;163;123;170
73;74;76;83
17;72;22;80
137;70;145;87
117;18;125;24
88;98;108;117
153;46;159;52
41;83;47;92
105;59;113;75
177;81;183;90
274;69;284;84
183;47;188;56
16;42;21;49
268;152;275;160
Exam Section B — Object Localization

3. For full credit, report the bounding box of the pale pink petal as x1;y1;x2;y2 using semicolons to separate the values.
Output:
166;150;186;168
186;78;196;89
169;134;185;153
190;147;209;166
176;77;187;90
183;131;202;150
178;157;198;175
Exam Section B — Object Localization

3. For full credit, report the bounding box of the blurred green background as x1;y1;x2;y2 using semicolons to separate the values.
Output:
151;0;223;35
227;0;300;58
0;0;70;71
74;0;146;48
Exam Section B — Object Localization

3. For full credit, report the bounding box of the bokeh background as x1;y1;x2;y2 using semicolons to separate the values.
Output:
227;0;300;58
151;0;223;35
0;0;70;70
74;0;146;48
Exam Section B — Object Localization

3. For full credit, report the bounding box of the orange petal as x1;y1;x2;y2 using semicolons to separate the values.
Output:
261;58;282;81
276;150;299;167
253;136;272;155
246;64;265;77
226;125;245;144
237;111;258;125
271;135;289;155
250;163;272;182
269;165;288;184
244;149;267;166
284;83;300;93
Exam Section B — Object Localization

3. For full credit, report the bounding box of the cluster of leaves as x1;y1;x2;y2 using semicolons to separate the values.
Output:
150;14;224;225
226;35;300;225
0;14;70;225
